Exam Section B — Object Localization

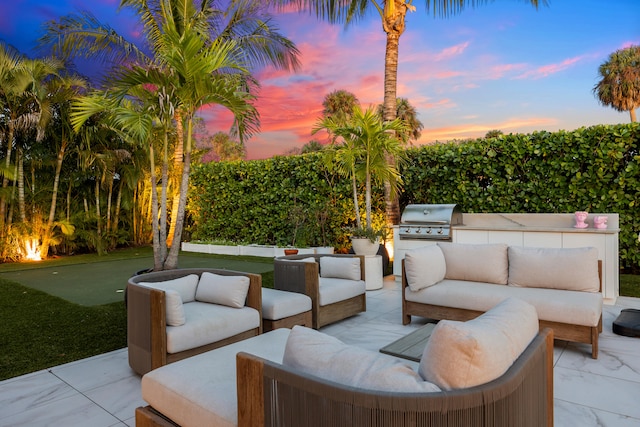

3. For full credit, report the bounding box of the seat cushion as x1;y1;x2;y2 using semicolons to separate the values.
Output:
283;326;440;393
438;242;508;285
405;280;602;327
195;272;250;308
262;288;312;321
419;298;539;390
318;277;366;306
142;329;291;427
404;244;446;291
166;302;260;353
508;246;600;292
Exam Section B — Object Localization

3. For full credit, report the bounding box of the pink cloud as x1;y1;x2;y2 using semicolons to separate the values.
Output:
416;117;558;143
433;42;470;61
515;55;586;80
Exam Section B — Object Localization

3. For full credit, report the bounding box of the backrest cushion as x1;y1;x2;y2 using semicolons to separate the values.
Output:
404;245;446;291
195;272;250;308
138;274;199;303
437;242;509;284
419;297;539;390
508;246;600;292
283;326;440;393
319;257;361;281
165;289;186;326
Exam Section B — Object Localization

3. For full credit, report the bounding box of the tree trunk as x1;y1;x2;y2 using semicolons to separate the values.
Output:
40;142;67;259
166;113;184;248
381;4;406;226
630;108;637;123
351;169;361;229
165;117;193;270
148;143;164;271
95;176;103;254
17;147;26;223
112;177;123;248
0;121;15;229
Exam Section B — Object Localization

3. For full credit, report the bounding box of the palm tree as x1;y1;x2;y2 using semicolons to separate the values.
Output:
45;0;300;269
322;89;360;124
281;0;544;225
376;97;423;142
209;131;246;161
593;45;640;122
313;105;407;234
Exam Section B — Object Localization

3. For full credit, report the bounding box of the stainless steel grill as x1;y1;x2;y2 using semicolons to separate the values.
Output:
399;204;463;240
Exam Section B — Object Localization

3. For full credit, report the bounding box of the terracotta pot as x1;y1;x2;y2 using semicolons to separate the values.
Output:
284;249;299;255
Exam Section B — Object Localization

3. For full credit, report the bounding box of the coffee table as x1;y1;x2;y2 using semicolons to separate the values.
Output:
379;323;436;362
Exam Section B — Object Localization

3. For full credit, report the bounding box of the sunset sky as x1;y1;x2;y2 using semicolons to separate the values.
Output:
1;0;639;159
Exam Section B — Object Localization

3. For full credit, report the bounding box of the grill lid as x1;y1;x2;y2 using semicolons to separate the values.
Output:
401;204;463;225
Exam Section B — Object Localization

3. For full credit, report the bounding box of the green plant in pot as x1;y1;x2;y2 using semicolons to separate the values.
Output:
313;105;407;255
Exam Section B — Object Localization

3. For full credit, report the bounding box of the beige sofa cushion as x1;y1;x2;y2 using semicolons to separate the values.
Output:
139;274;199;303
508;246;600;292
318;277;366;306
438;243;508;284
283;326;440;393
196;272;250;308
419;298;538;390
165;290;186;326
405;279;602;327
404;245;446;291
320;256;361;280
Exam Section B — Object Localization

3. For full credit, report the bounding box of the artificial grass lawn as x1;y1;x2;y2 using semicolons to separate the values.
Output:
620;274;640;298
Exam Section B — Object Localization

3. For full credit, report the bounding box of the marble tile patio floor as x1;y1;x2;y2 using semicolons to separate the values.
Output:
2;276;640;427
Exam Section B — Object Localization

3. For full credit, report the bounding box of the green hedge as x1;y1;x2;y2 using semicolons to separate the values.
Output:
188;123;639;269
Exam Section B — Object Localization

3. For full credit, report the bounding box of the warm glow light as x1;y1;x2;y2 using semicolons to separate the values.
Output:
24;239;42;261
384;239;394;262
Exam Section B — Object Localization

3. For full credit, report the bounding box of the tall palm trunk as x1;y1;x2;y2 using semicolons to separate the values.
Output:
17;147;26;223
166;113;184;248
95;175;103;254
40;141;67;259
381;2;407;226
0;122;15;228
630;109;637;122
165;117;193;270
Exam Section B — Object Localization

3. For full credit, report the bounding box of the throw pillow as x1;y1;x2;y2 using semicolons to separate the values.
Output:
283;326;441;393
437;242;509;284
138;273;199;303
319;257;361;281
165;289;186;326
419;297;539;390
404;245;446;291
195;272;250;308
508;246;600;292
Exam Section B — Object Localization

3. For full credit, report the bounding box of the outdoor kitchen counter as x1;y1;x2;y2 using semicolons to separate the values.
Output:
393;213;620;304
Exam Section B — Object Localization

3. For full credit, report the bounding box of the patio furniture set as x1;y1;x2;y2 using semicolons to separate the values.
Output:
128;243;604;426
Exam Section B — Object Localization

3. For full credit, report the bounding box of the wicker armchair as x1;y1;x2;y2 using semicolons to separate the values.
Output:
273;254;366;329
127;268;262;375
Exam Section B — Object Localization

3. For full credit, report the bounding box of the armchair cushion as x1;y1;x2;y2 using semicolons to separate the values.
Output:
318;277;366;306
419;297;538;390
438;242;508;285
165;290;186;326
508;246;600;292
283;326;441;393
405;245;446;291
138;274;199;303
195;272;250;308
319;257;361;280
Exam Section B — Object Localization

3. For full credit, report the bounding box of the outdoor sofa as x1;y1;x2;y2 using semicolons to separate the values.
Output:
273;254;366;329
402;242;603;358
127;268;262;375
135;297;554;426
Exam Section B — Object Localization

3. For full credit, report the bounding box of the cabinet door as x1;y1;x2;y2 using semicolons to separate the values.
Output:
488;231;523;246
523;232;562;248
453;230;488;244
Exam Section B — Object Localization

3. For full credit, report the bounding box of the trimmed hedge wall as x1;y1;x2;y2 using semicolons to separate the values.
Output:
189;123;639;269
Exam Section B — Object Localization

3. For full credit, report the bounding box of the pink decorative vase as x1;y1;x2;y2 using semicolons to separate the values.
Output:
574;211;588;229
593;216;608;229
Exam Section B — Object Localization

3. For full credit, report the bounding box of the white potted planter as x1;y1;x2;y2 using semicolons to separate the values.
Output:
351;237;379;256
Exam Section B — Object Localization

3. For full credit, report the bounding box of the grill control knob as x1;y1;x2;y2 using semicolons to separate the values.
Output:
416;227;421;234
404;228;410;233
437;228;444;234
426;228;432;234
